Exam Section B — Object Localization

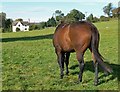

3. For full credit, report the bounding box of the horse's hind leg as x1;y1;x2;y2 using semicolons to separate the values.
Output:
56;51;65;79
65;52;70;75
76;52;84;82
92;53;99;86
89;48;98;86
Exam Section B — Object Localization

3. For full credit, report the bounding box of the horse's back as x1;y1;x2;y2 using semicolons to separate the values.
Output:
69;21;92;52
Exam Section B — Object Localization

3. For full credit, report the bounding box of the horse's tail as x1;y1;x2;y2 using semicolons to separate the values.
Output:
91;26;113;74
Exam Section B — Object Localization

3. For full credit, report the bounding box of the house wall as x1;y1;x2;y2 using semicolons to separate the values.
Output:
12;21;29;32
12;26;17;32
24;26;29;31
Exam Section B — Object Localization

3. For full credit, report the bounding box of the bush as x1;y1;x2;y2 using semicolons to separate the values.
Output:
29;24;40;31
1;28;5;33
39;22;47;29
16;27;20;32
2;27;12;33
100;16;110;21
92;17;99;23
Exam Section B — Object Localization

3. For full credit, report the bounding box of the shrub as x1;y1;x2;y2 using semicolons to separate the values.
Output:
100;16;110;21
16;27;21;32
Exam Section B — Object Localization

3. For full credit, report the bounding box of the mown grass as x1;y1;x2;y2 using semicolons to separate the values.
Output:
2;20;119;90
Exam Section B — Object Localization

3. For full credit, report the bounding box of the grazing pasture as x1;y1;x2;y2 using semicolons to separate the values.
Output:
2;20;119;90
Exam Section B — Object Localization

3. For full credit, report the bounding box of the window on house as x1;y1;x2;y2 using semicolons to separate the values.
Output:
25;28;27;30
18;25;20;27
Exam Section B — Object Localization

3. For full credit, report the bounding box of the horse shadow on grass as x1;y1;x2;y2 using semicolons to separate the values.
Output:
69;61;120;85
1;34;53;42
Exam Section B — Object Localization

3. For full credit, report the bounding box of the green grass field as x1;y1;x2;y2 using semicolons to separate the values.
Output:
2;20;119;90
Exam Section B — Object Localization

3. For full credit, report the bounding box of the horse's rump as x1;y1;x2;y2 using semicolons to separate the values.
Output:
53;21;93;53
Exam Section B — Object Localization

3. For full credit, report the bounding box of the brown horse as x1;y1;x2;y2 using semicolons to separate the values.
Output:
53;21;112;86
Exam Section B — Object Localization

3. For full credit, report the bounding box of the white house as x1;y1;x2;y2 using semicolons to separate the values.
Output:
12;21;29;32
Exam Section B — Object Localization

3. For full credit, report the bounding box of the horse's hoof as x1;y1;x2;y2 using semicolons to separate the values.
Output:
94;81;98;86
79;78;82;82
66;71;69;75
60;75;64;79
94;82;98;86
104;71;109;76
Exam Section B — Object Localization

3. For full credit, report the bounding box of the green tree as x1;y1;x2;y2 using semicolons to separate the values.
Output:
100;15;109;21
15;18;23;22
87;14;99;23
87;14;94;22
65;9;85;23
0;12;6;28
5;19;13;28
103;3;113;17
39;22;47;29
29;24;39;30
112;7;120;18
55;10;64;23
47;17;56;27
4;19;13;32
93;17;99;23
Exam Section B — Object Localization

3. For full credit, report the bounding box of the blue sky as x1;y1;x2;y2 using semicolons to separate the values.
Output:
1;1;119;22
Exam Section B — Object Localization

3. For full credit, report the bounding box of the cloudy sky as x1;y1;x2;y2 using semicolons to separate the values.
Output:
1;0;119;22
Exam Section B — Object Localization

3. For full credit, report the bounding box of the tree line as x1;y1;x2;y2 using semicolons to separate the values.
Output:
31;2;119;30
1;3;119;32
